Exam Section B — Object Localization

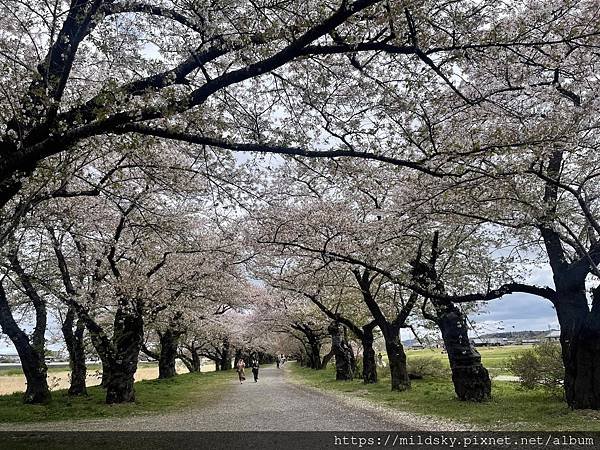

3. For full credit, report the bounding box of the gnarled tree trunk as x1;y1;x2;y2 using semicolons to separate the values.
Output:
328;321;354;380
382;325;410;391
361;325;377;384
220;339;232;371
158;329;180;379
0;277;50;404
62;307;87;396
555;280;600;409
309;337;323;369
419;231;491;401
320;348;335;370
435;301;491;401
179;343;202;373
103;308;144;404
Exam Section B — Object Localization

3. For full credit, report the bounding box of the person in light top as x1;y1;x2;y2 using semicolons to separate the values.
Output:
236;358;246;384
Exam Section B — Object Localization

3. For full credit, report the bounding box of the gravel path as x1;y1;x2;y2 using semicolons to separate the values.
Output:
0;366;461;431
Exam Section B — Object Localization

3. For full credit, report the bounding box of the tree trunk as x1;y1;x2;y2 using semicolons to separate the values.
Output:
62;307;87;396
362;325;377;384
101;361;111;388
435;301;491;401
383;326;410;391
328;321;354;380
104;309;143;404
158;330;180;379
309;338;323;369
320;348;335;369
104;360;136;403
180;355;193;373
189;347;201;372
0;284;50;404
18;344;51;404
555;281;600;409
220;339;232;370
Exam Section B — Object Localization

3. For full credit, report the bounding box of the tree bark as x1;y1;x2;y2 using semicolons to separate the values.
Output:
17;342;51;404
353;269;412;391
101;360;111;388
0;278;50;404
310;337;323;369
361;325;377;384
104;308;144;404
179;343;202;373
537;149;600;409
328;321;354;380
418;231;491;401
382;325;410;391
190;348;201;372
435;301;491;401
320;348;335;369
554;280;600;409
62;307;87;396
158;329;180;379
220;339;232;370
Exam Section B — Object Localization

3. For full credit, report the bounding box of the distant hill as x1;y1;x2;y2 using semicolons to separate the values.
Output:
477;330;558;340
401;330;559;347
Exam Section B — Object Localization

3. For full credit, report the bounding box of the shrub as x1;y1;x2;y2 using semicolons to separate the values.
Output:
407;356;449;379
507;341;564;396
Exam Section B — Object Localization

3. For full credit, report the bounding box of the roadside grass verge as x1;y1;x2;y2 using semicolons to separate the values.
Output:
290;363;600;431
0;370;232;423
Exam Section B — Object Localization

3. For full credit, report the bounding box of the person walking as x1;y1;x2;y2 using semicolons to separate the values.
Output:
276;355;280;369
236;358;246;384
251;358;260;382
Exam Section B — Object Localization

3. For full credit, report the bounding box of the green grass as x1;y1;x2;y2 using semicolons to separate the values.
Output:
290;363;600;431
404;345;530;375
0;370;232;424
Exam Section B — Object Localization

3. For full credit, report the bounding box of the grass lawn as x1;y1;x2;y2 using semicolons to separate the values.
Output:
0;370;231;424
403;345;532;376
290;363;600;431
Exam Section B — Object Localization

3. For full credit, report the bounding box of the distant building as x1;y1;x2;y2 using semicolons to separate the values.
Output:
471;337;508;347
521;339;541;345
408;344;425;350
545;330;561;341
0;353;20;363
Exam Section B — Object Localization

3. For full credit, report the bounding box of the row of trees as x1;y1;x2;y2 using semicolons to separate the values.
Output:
0;137;280;402
1;0;600;410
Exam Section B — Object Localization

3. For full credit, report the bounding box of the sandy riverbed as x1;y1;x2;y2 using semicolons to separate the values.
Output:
0;362;216;395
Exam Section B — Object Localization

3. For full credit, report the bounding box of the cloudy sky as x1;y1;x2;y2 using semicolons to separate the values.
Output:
471;293;559;335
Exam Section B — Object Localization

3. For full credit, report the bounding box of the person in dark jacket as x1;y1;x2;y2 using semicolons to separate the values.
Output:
251;358;260;382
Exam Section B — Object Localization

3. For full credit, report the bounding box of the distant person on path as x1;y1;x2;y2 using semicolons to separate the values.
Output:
377;353;386;368
251;358;260;382
236;359;246;384
276;355;280;369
